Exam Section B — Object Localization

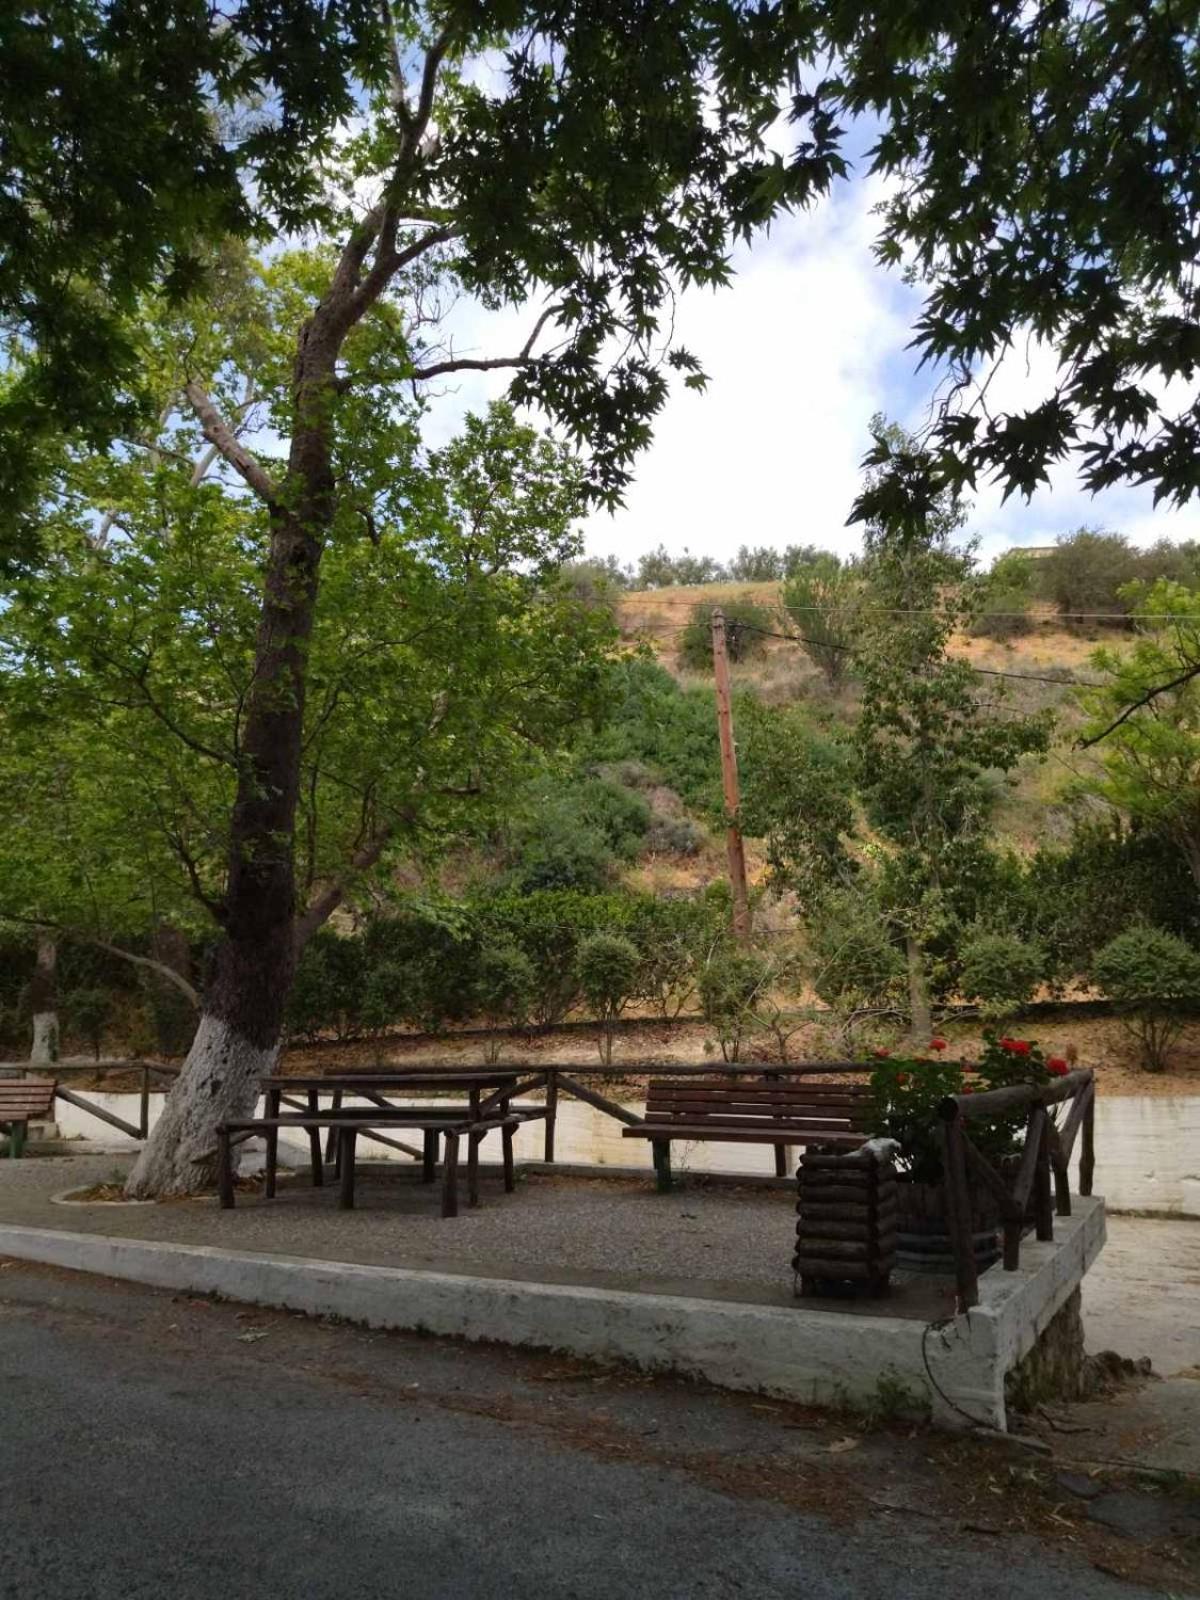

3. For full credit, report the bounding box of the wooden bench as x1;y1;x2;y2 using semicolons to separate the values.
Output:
217;1107;523;1218
0;1079;55;1158
622;1078;873;1191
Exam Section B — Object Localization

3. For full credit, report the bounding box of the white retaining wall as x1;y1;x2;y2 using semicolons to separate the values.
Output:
47;1089;1200;1216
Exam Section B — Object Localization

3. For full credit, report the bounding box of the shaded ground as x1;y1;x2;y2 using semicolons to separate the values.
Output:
0;1153;954;1317
2;1259;1195;1598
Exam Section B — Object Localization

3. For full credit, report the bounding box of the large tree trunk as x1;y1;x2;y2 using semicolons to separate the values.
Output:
29;934;60;1066
904;933;933;1045
126;483;326;1195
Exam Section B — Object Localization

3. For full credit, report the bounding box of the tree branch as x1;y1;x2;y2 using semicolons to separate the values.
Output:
1075;658;1200;749
184;381;278;502
410;303;559;382
293;826;396;954
0;915;200;1009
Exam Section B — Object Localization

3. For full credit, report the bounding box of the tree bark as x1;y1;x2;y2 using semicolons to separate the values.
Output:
29;934;60;1066
125;443;328;1196
905;933;933;1044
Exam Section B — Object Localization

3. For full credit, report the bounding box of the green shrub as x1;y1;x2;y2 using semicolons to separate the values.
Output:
958;930;1045;1019
467;941;536;1060
1091;927;1200;1071
644;813;704;855
805;895;905;1015
781;556;860;687
678;599;773;672
698;947;769;1062
577;931;642;1063
286;930;370;1042
578;659;720;813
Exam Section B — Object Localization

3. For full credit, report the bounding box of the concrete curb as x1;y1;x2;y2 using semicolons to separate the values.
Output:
0;1199;1106;1431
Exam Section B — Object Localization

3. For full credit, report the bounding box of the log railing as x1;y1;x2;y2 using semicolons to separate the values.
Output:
937;1069;1096;1312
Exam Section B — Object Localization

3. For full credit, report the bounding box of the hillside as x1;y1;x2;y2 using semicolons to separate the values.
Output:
612;581;1124;864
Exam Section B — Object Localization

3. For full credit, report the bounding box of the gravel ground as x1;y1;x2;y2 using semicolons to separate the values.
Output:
0;1152;955;1317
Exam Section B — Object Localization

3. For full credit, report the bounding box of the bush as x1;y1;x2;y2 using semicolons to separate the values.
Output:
1039;528;1141;624
286;930;370;1042
805;895;906;1016
466;940;536;1060
1091;927;1200;1071
577;931;642;1063
678;599;773;672
698;947;769;1062
577;658;720;813
643;814;704;856
958;931;1045;1019
500;775;651;894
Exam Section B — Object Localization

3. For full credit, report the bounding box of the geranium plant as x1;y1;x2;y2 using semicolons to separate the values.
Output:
869;1033;1064;1184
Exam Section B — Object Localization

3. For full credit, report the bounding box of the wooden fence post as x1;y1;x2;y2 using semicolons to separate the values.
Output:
940;1115;979;1311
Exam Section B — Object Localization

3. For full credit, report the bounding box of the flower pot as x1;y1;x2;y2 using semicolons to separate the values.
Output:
894;1175;1000;1275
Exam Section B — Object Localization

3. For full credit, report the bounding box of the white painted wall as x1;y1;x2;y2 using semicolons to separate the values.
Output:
47;1089;1200;1216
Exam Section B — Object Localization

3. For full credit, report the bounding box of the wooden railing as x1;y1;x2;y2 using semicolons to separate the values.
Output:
937;1069;1095;1312
0;1059;181;1141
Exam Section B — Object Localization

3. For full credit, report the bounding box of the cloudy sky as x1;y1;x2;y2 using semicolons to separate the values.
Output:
424;168;1200;573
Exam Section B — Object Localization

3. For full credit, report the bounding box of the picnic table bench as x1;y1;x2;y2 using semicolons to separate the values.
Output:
622;1076;874;1191
218;1070;549;1218
0;1078;55;1158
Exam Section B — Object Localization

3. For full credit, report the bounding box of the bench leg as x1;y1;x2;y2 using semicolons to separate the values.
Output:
217;1128;235;1209
773;1142;786;1178
422;1129;438;1184
652;1139;672;1194
502;1124;516;1193
442;1132;460;1218
264;1124;279;1199
467;1130;482;1208
325;1091;343;1166
308;1126;324;1187
11;1120;26;1160
338;1128;357;1210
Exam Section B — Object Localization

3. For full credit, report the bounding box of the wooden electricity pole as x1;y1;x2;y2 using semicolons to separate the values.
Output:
711;607;752;942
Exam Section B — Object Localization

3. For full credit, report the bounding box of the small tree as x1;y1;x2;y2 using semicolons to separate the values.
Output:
958;931;1045;1020
1092;928;1200;1073
468;942;536;1063
577;933;642;1065
698;947;769;1063
971;552;1036;643
781;555;861;688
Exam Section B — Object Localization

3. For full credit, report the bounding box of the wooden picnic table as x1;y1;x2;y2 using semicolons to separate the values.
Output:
219;1069;552;1217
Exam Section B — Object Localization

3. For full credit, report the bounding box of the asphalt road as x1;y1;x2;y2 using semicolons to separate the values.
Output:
0;1262;1175;1600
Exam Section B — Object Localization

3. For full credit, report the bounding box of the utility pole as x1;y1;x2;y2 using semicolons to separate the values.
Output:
711;607;752;942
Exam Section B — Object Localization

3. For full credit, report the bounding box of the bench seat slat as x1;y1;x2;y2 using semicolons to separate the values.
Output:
624;1124;862;1145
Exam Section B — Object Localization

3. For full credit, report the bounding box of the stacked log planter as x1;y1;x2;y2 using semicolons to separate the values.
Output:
793;1147;897;1297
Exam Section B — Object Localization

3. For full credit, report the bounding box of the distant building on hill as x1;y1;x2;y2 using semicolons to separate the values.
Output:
998;543;1056;562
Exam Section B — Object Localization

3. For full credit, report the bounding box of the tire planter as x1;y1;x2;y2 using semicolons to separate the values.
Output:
894;1175;1001;1275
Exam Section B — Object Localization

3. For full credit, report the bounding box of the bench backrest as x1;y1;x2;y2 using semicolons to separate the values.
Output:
643;1078;873;1135
0;1078;56;1121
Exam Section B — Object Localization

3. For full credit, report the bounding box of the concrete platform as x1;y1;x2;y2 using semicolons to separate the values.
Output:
0;1154;1108;1431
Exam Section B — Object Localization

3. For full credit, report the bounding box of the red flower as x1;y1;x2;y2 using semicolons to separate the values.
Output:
1046;1057;1069;1076
1000;1038;1031;1055
960;1085;974;1095
871;1048;890;1059
895;1072;909;1086
929;1037;948;1051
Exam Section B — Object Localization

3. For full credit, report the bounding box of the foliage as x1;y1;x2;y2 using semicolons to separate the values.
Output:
465;942;536;1062
1092;928;1200;1073
869;1034;1059;1184
781;555;862;686
1077;579;1200;893
577;932;642;1064
576;659;720;814
1039;530;1143;625
804;893;907;1017
1022;821;1200;982
958;931;1045;1021
285;931;371;1045
498;774;651;895
678;599;773;672
62;987;113;1061
837;5;1200;513
698;947;770;1063
971;552;1036;642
